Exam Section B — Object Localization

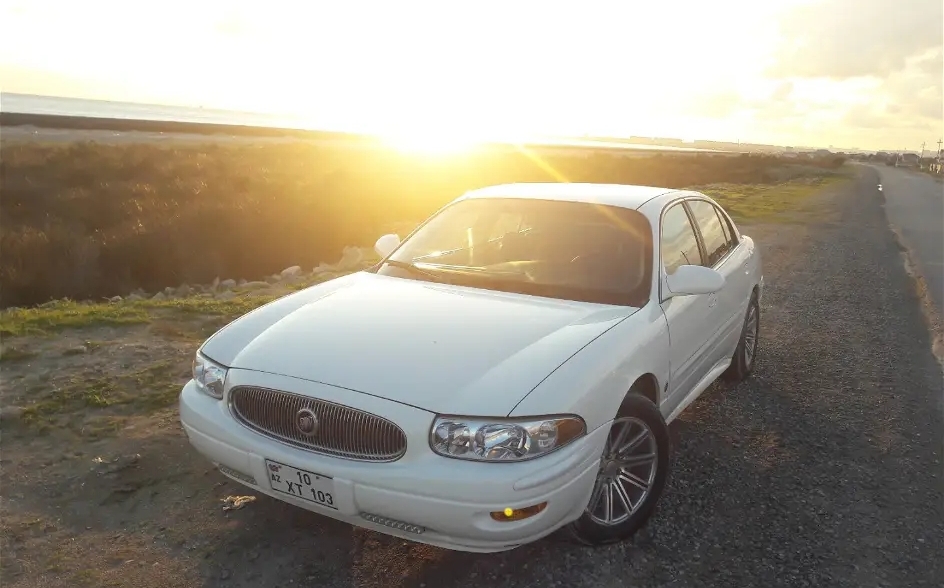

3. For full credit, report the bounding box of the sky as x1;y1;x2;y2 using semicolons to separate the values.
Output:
0;0;941;152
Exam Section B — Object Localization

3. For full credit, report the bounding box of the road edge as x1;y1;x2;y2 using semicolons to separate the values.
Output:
864;162;944;370
886;216;944;370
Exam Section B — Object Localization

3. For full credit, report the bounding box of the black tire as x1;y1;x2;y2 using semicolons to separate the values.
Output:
722;290;760;382
566;393;670;546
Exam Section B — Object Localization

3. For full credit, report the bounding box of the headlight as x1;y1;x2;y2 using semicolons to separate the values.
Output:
192;353;227;399
429;415;586;462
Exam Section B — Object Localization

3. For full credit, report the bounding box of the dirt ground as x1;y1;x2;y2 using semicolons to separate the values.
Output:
2;169;941;588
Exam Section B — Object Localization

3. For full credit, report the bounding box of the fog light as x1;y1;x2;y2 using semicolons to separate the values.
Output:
490;502;547;522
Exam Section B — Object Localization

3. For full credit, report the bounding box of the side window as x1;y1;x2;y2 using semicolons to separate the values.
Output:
661;203;702;275
687;200;730;266
718;208;733;244
717;206;739;248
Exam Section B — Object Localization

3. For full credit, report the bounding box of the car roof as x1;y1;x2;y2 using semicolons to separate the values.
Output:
456;182;680;210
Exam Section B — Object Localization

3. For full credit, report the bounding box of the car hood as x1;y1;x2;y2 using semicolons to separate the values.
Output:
201;272;638;415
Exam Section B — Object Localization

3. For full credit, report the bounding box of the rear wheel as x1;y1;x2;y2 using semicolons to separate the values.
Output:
566;393;670;546
723;291;760;382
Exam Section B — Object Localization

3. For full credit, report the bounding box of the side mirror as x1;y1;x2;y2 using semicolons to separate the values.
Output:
374;233;401;258
665;264;725;297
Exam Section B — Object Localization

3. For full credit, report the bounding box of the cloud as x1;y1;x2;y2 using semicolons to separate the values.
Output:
829;58;941;147
757;0;942;148
684;90;745;119
842;104;892;130
768;0;943;79
916;48;944;76
0;63;141;102
770;81;794;102
682;79;807;123
874;51;942;120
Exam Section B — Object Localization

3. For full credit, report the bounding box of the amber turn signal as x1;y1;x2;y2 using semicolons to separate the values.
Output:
490;502;548;522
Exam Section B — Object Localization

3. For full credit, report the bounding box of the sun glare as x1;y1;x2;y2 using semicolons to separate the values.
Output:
379;130;485;156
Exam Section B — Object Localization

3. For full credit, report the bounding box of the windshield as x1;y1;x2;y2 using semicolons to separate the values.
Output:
375;197;653;306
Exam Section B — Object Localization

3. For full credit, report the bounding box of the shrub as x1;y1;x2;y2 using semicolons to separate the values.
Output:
0;141;843;307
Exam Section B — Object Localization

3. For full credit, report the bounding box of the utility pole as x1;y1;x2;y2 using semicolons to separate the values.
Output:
937;139;943;175
921;142;926;159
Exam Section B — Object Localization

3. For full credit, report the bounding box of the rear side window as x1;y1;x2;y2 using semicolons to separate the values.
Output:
718;209;733;244
661;203;702;274
715;205;738;248
687;200;732;266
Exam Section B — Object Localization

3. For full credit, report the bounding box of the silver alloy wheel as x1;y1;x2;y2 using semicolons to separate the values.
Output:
744;302;758;366
586;416;658;526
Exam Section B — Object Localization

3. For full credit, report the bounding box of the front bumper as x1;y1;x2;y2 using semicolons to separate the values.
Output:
178;369;607;553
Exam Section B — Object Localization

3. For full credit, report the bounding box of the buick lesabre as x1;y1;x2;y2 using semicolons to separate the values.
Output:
179;182;763;552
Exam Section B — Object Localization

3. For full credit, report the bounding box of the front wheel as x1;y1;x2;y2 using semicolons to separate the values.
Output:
566;394;670;546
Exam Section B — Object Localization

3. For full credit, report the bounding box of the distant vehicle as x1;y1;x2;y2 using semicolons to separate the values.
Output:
180;182;764;552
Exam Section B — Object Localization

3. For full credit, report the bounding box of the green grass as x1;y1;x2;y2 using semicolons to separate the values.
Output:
0;291;279;338
1;139;847;311
0;173;848;340
0;300;150;337
139;292;281;316
0;265;357;339
19;359;184;432
693;175;848;223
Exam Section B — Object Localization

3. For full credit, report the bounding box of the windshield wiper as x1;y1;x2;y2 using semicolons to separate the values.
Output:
381;259;449;283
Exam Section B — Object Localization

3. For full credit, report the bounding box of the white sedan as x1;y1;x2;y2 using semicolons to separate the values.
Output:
179;182;763;552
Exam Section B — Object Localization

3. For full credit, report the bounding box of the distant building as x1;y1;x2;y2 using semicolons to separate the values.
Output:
897;152;919;168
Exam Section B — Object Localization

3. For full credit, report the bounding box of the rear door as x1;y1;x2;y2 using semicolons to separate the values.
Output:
685;198;746;364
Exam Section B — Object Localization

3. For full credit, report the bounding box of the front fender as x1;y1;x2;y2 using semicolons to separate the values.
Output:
508;303;671;433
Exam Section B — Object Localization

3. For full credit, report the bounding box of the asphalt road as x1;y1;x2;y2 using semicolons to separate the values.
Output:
198;166;943;588
872;165;944;319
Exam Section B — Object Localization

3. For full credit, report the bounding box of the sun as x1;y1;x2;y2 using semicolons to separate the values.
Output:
378;129;485;156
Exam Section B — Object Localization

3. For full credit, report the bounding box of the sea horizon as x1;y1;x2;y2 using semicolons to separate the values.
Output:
0;92;346;132
1;92;743;153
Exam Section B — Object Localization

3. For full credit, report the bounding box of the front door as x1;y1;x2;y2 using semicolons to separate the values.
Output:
658;202;714;416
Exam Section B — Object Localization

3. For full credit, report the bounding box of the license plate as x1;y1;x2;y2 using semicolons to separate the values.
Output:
264;459;337;510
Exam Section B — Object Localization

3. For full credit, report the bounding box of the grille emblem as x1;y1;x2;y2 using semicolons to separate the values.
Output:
295;408;319;437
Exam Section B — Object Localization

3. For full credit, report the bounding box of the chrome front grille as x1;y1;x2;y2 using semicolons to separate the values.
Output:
228;386;407;462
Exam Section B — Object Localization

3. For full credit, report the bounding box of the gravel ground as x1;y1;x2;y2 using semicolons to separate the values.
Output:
4;165;941;588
